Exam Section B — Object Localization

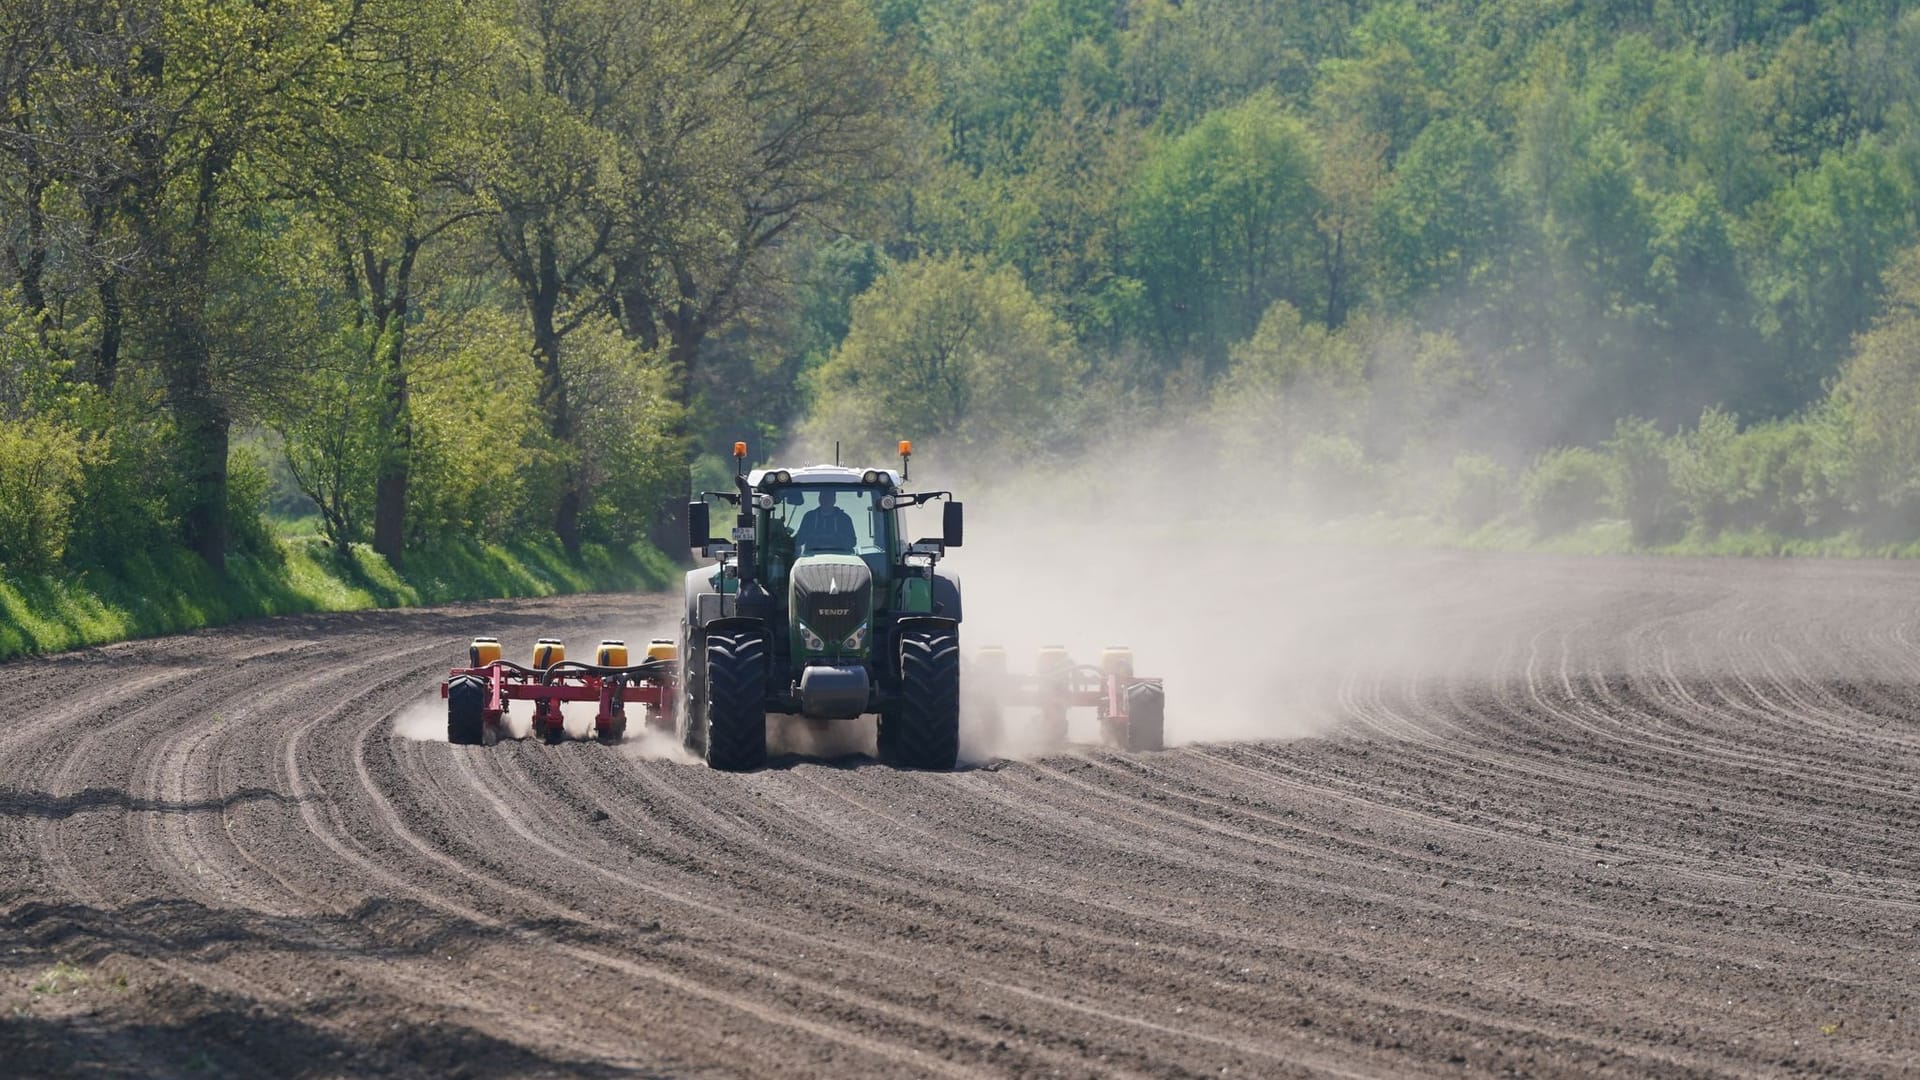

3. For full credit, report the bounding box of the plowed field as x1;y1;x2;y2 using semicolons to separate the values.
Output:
2;554;1916;1078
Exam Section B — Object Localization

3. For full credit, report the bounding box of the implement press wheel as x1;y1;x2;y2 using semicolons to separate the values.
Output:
447;675;486;746
1124;682;1165;752
879;627;961;770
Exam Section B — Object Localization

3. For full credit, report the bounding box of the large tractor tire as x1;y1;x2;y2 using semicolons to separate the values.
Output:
879;628;961;770
1123;682;1165;752
447;675;486;746
702;629;769;771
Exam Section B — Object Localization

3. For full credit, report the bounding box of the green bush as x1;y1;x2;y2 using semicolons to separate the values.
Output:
61;399;176;568
0;418;94;570
1445;453;1510;529
1604;418;1681;546
1523;447;1614;536
1294;434;1381;517
1668;408;1740;536
226;446;282;563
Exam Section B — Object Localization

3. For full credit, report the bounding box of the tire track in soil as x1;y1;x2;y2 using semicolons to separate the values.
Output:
3;560;1919;1077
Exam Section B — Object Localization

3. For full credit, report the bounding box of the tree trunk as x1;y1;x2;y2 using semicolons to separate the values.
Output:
373;468;408;567
370;243;417;569
175;386;231;573
529;269;580;554
643;321;709;559
96;273;123;391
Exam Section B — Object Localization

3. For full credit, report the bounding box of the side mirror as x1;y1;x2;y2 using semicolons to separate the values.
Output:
687;500;710;554
942;501;963;548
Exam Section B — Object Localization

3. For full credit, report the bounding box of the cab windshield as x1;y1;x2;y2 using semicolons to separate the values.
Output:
763;485;892;577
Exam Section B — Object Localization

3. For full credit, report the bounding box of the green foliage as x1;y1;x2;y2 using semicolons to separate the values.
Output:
0;417;95;570
1125;93;1320;364
1445;453;1511;530
805;255;1083;459
1215;300;1366;473
405;306;552;544
563;319;685;546
1758;139;1916;400
1523;447;1615;536
1833;242;1920;529
1372;118;1506;303
1604;417;1680;546
1293;434;1380;516
0;534;673;662
225;446;278;561
8;0;1920;628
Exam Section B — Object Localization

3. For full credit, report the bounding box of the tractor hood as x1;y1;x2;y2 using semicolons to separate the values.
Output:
789;554;873;655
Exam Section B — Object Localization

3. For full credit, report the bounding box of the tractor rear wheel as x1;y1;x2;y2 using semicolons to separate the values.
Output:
879;628;960;770
1124;682;1165;752
447;675;486;745
703;629;768;771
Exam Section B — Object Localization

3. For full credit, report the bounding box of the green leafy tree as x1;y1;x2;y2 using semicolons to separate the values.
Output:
1214;299;1365;481
1313;1;1453;166
315;0;502;567
1756;139;1916;404
1372;117;1506;304
1523;447;1614;537
0;415;95;569
804;256;1083;458
1125;93;1319;367
1833;244;1920;527
1604;417;1680;546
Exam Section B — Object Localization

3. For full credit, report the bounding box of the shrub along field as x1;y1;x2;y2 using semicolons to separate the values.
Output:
0;538;676;663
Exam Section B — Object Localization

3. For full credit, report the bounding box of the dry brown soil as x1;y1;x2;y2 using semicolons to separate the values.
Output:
1;554;1916;1078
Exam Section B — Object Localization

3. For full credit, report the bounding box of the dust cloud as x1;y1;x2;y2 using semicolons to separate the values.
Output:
893;426;1546;759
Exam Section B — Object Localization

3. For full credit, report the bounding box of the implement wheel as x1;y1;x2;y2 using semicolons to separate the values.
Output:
447;675;486;746
1124;682;1165;752
879;627;961;770
537;705;567;745
703;629;768;771
678;626;706;756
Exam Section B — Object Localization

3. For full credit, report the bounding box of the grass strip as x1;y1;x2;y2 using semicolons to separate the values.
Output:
0;536;678;662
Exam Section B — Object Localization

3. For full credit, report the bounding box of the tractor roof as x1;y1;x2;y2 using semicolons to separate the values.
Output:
748;465;901;488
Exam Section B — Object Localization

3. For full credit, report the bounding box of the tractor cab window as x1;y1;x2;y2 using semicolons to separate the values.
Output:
763;485;892;577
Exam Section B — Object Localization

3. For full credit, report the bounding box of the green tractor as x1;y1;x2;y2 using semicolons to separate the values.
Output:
679;441;965;770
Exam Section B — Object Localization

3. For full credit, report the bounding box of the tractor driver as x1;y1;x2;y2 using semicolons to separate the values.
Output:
794;488;858;553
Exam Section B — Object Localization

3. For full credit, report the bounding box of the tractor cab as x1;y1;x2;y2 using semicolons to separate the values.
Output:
751;467;899;588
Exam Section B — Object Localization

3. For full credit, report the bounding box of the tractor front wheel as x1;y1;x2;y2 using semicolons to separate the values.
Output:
447;675;486;745
879;628;961;770
702;629;768;771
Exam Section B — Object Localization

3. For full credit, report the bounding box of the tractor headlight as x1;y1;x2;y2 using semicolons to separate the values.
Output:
773;470;791;484
754;493;774;509
799;623;825;651
880;495;898;510
862;469;880;484
842;623;868;650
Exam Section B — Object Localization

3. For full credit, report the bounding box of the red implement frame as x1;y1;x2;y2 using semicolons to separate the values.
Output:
441;660;677;743
973;657;1166;750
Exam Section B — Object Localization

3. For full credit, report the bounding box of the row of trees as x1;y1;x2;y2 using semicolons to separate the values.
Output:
795;0;1920;546
0;0;903;572
9;0;1920;578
